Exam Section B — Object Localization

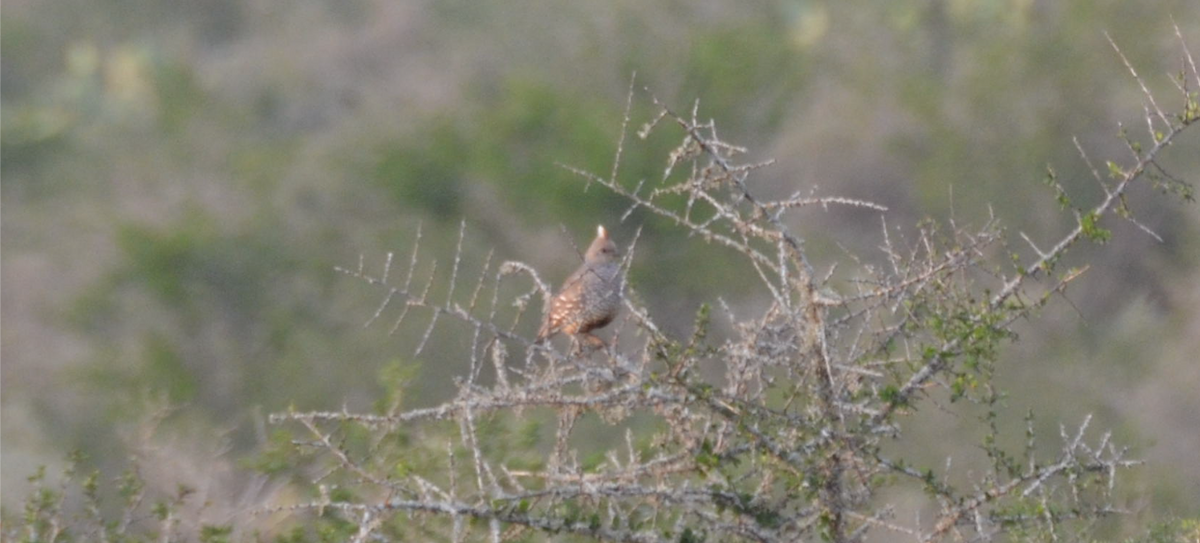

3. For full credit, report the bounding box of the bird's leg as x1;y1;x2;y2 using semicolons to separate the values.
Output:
567;336;583;357
567;334;606;357
580;333;608;352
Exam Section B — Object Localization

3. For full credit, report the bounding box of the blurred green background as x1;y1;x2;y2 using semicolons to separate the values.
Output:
3;0;1199;535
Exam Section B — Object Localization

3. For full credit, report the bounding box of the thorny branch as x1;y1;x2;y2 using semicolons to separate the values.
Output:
266;36;1197;542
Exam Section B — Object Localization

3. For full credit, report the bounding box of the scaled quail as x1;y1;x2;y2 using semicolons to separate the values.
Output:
536;225;623;346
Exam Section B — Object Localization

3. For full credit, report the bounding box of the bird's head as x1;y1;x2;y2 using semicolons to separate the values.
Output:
584;225;620;263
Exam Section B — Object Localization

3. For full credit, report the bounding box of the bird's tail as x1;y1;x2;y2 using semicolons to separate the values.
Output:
535;319;553;344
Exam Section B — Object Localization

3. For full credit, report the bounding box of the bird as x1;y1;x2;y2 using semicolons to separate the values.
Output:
536;225;624;347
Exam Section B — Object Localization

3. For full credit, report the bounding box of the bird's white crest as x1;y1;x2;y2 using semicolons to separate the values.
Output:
597;225;607;238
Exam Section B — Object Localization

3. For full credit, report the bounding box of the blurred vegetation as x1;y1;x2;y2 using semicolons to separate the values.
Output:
2;0;1198;539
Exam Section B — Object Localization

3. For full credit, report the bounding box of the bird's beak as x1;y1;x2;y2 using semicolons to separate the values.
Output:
597;225;607;239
